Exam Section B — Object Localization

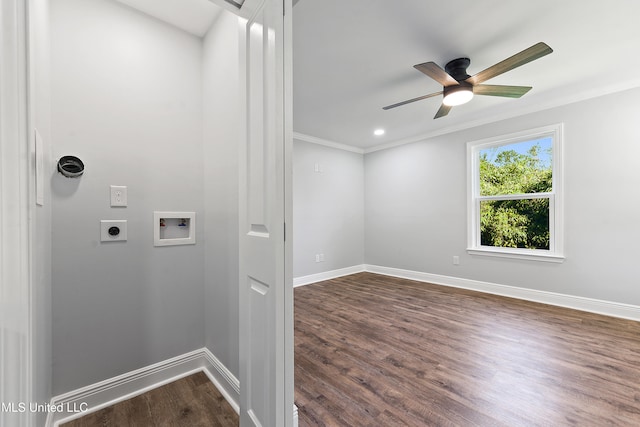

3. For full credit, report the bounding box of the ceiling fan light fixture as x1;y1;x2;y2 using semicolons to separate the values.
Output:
442;85;474;107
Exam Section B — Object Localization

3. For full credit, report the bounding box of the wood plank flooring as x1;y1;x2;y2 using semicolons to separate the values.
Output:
61;371;238;427
294;272;640;426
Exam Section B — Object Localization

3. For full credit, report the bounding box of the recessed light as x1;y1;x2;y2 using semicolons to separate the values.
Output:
374;129;385;136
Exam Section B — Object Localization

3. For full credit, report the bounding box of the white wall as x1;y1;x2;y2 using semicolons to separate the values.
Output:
50;0;205;394
365;87;640;306
293;140;364;277
29;0;53;422
202;10;240;378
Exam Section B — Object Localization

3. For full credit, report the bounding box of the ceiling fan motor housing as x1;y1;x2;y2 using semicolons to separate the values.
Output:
444;57;471;82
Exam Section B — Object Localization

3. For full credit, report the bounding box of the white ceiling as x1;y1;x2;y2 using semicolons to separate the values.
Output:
111;0;640;151
114;0;223;37
293;0;640;150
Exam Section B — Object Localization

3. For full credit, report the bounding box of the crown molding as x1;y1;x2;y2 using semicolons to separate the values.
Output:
293;132;364;154
294;79;640;155
365;80;640;153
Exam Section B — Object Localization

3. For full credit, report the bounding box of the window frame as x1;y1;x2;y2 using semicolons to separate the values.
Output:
466;123;564;263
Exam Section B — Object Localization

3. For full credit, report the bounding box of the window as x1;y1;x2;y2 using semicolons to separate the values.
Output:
467;124;564;262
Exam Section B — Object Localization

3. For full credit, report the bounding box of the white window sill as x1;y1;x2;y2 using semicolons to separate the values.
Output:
467;247;565;263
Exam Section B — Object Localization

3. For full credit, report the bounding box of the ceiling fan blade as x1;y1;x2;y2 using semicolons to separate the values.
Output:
466;42;553;85
473;84;532;98
434;104;452;119
414;62;459;87
382;91;443;110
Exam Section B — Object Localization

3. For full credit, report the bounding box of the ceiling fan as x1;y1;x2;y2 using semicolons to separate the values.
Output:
383;42;553;119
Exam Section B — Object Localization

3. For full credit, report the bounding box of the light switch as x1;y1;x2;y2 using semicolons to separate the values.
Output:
110;185;127;207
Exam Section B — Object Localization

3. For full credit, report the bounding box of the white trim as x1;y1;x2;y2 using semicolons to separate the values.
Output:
201;347;240;413
477;192;552;201
293;132;364;154
206;0;245;15
46;348;240;427
1;1;33;426
364;264;640;322
466;248;564;263
284;1;296;425
293;264;365;287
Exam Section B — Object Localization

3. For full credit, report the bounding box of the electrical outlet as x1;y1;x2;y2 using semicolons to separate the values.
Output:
453;255;460;265
110;185;127;207
319;253;325;262
101;220;127;242
315;254;320;263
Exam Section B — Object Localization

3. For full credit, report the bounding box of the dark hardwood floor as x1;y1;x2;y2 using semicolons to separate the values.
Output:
294;272;640;426
61;371;238;427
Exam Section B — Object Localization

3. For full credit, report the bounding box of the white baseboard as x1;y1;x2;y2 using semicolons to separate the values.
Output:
293;264;365;287
365;264;640;322
47;348;239;427
201;347;240;413
294;263;640;320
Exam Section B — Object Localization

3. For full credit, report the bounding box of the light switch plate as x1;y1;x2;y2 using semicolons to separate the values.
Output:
100;220;127;242
110;185;127;207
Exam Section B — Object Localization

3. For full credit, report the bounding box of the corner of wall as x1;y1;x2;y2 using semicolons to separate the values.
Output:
202;3;241;380
46;348;240;427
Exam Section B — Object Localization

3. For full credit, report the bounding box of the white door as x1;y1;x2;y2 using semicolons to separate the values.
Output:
238;0;293;425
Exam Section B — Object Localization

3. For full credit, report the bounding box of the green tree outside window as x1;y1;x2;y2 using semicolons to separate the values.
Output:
478;139;552;250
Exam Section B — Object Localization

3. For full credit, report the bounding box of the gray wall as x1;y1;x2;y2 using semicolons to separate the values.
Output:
51;0;205;394
293;140;364;277
365;87;640;305
203;10;240;378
